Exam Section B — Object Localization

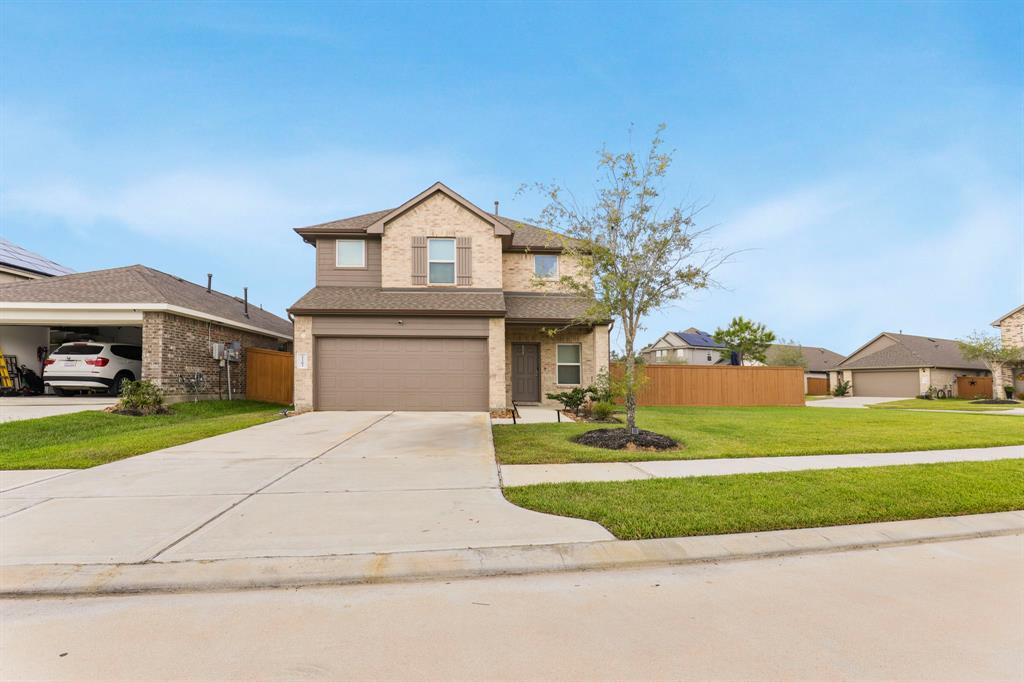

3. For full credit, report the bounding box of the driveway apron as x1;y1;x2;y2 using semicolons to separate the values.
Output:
0;412;610;565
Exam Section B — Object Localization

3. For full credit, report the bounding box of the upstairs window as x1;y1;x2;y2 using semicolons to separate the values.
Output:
534;254;558;278
428;238;456;284
336;239;366;268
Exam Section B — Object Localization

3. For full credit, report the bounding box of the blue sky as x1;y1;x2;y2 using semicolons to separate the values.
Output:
2;1;1021;354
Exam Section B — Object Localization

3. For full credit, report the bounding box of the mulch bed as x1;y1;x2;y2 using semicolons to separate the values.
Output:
574;428;678;451
969;399;1021;405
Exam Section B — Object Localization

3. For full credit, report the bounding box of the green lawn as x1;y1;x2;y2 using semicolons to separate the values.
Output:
504;459;1024;539
868;398;1021;412
0;400;284;469
804;395;831;401
493;406;1024;465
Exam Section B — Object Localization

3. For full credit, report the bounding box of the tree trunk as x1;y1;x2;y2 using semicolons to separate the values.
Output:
624;331;638;434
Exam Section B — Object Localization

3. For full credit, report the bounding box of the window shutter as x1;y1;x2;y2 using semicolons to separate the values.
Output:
411;236;427;285
456;237;472;286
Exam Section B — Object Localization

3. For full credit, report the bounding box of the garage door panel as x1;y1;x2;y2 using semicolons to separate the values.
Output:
853;370;919;397
315;336;488;411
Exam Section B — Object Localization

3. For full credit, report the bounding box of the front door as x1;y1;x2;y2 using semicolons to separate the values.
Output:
511;343;540;402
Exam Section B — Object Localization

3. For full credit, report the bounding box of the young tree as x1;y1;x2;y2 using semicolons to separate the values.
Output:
528;125;728;434
769;340;807;368
713;317;776;365
957;332;1024;399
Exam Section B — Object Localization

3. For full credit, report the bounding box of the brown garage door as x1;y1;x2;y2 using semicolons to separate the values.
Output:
852;370;919;397
315;337;488;411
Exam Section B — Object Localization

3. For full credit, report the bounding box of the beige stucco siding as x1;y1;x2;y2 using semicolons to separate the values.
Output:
501;252;583;293
380;193;503;289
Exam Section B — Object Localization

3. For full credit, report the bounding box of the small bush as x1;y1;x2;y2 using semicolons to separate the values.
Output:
832;380;851;397
115;380;167;415
546;387;590;415
591;401;616;420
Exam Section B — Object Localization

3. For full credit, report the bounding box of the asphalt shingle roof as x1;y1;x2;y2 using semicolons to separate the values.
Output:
0;265;292;337
838;333;986;371
503;293;598;322
288;287;507;316
0;238;74;277
765;344;845;372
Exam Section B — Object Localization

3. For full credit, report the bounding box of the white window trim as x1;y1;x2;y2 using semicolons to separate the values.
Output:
427;237;457;285
556;343;582;385
335;239;366;269
533;254;559;279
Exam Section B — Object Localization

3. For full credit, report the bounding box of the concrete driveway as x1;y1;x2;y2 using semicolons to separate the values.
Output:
0;396;118;423
0;412;610;566
807;396;901;408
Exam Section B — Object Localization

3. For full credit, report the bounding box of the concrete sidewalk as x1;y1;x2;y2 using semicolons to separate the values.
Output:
3;511;1021;596
500;445;1024;486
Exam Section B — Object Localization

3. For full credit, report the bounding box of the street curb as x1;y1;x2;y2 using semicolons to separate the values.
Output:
3;511;1022;598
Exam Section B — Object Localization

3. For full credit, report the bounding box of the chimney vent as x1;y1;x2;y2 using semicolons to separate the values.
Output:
243;287;249;318
207;273;212;293
494;200;499;216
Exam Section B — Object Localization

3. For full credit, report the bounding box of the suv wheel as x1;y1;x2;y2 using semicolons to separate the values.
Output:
109;372;134;396
53;387;71;397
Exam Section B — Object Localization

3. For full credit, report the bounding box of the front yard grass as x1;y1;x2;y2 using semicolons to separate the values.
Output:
0;400;284;469
493;406;1024;465
504;458;1024;539
868;398;1020;412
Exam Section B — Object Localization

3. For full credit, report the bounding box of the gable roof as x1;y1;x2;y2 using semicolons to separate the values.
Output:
765;344;845;372
0;238;75;277
365;182;511;237
837;332;986;371
673;329;725;349
992;303;1024;326
0;265;292;338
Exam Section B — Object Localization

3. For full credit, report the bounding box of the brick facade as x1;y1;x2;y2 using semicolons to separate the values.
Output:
380;193;504;289
504;324;609;407
292;315;314;412
141;311;283;400
996;307;1024;393
501;252;583;293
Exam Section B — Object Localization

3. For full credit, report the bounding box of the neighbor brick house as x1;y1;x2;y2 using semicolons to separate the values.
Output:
287;182;611;412
0;265;292;400
992;303;1024;395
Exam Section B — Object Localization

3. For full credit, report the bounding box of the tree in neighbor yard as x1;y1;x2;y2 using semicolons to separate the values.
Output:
713;317;776;365
957;332;1024;399
527;125;729;434
768;340;807;368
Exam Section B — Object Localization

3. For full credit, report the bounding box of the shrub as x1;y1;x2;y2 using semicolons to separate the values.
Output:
591;401;616;420
588;369;616;403
832;380;851;397
546;387;590;415
115;380;167;415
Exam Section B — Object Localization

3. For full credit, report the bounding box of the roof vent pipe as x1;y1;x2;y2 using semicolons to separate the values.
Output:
207;273;213;293
243;287;249;318
494;201;499;216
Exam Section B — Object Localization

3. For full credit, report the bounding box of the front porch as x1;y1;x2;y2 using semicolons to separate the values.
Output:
504;323;610;408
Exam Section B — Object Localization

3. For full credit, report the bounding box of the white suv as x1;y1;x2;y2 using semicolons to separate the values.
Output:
43;341;142;396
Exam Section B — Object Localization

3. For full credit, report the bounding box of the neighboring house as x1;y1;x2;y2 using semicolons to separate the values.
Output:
641;328;725;365
831;332;988;397
0;238;75;283
287;182;610;412
0;265;292;399
759;344;845;394
991;303;1024;395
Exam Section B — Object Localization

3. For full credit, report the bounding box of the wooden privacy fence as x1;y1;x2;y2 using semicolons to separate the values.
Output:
805;377;829;396
956;375;991;400
612;363;805;407
246;348;294;405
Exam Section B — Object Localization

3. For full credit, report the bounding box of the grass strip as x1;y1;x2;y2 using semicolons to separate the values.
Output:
504;459;1024;540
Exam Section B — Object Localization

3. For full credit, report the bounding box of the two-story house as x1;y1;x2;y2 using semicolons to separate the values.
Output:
288;182;611;413
640;328;725;365
992;303;1024;395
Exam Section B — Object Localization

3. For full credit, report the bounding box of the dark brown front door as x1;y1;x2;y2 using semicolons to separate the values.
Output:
511;343;540;402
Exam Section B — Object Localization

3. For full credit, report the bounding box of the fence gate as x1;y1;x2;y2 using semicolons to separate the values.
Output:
956;375;991;400
805;377;829;396
246;348;294;405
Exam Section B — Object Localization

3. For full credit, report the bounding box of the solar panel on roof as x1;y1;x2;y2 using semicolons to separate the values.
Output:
0;238;74;277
